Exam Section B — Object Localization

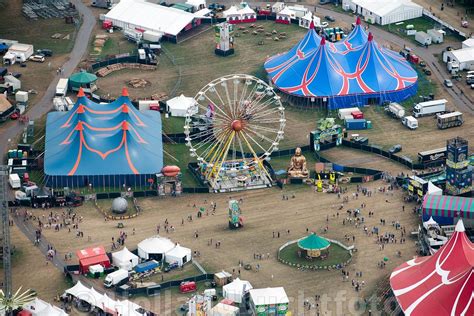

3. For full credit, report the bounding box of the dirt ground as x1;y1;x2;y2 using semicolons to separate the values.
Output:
0;222;70;302
34;181;419;315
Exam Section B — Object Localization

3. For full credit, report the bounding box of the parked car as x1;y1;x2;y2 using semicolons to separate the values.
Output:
423;68;431;76
471;83;474;89
36;49;53;57
325;15;336;22
164;262;179;273
419;61;426;68
29;55;45;63
208;3;225;11
388;144;402;154
444;79;453;87
320;0;332;4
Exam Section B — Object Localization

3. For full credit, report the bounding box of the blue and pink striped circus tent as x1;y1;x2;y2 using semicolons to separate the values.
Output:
264;17;418;109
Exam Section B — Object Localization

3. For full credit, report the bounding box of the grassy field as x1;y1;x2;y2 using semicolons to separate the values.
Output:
88;31;137;61
0;1;78;54
279;242;352;268
162;115;186;134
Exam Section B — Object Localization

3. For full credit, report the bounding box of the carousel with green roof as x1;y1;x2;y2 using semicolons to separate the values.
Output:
278;233;352;270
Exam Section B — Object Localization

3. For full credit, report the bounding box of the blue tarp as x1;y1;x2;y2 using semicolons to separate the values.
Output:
264;19;418;109
0;43;8;51
44;89;163;187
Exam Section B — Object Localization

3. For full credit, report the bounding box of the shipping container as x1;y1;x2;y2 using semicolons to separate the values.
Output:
345;118;367;130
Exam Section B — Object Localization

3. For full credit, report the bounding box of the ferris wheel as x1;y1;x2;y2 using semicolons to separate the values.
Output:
184;74;286;189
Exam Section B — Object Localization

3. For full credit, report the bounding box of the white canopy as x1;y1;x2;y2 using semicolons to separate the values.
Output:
250;287;289;305
166;94;197;117
116;300;144;316
165;244;192;266
99;294;119;314
65;281;92;301
194;8;212;18
427;181;442;196
223;278;253;303
423;216;440;230
105;0;196;36
88;288;105;308
210;303;240;316
112;246;139;271
24;298;68;316
223;5;240;17
137;236;175;260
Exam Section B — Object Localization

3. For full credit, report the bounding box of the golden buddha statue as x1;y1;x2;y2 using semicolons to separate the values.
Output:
288;147;309;178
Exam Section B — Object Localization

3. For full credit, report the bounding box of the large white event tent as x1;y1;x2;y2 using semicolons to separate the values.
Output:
165;244;192;266
104;0;196;39
112;246;139;271
137;236;175;261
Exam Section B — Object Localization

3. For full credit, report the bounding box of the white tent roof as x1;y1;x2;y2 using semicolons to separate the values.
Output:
186;0;205;7
223;278;253;293
88;287;105;308
116;300;143;316
449;47;474;63
99;294;118;313
423;216;439;230
352;0;422;17
65;281;92;299
166;94;196;111
250;287;289;305
24;298;68;316
166;244;191;258
223;5;240;17
211;303;240;315
112;247;138;263
105;0;195;36
138;236;175;254
239;5;255;15
277;7;294;16
427;181;442;195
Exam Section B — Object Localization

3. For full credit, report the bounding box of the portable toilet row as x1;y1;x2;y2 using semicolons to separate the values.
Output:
8;149;28;158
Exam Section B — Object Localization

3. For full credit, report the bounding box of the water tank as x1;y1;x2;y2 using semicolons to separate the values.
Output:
111;197;128;214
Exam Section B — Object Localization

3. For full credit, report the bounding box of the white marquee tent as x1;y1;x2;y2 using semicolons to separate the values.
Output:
165;244;192;266
23;298;69;316
427;181;442;196
112;246;139;270
104;0;195;37
344;0;422;25
223;278;253;303
65;281;93;303
137;236;175;261
166;94;197;117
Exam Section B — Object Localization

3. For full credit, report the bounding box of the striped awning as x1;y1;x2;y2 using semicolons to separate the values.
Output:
422;194;474;219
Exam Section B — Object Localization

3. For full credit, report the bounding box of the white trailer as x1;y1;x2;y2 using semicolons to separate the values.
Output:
104;269;129;288
124;29;143;43
338;107;360;119
55;78;69;96
401;116;418;130
427;29;444;44
385;102;405;118
415;31;432;46
3;44;34;65
9;173;21;189
413;99;447;118
143;31;163;43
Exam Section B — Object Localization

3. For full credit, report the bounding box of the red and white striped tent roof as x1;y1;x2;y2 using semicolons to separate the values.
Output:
390;220;474;316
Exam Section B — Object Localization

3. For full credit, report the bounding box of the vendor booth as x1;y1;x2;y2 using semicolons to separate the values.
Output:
249;287;289;315
222;278;253;303
137;236;175;261
165;244;192;267
112;246;139;271
76;246;111;274
166;94;197;117
297;233;330;258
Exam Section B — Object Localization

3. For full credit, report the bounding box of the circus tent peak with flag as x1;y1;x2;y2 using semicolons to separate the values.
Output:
44;87;163;188
389;219;474;316
264;17;418;109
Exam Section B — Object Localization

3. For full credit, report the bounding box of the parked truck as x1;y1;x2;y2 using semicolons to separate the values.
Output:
401;116;418;130
437;111;463;129
104;269;129;288
415;31;432;46
8;173;21;189
55;78;69;96
413;99;447;118
385;102;405;119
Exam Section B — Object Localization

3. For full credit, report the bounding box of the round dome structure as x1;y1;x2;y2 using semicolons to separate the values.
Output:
111;197;128;214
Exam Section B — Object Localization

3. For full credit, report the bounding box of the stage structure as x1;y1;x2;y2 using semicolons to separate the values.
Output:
446;137;472;195
184;74;286;192
310;118;343;151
